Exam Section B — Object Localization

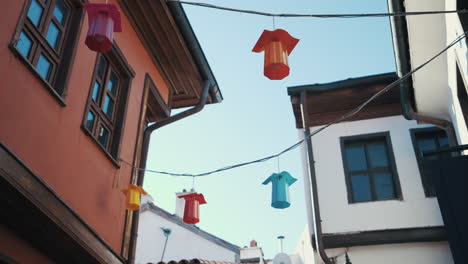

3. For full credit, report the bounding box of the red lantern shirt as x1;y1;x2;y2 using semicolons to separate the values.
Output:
178;192;207;224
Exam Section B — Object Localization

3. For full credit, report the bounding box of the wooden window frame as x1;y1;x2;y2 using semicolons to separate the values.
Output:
340;132;402;204
9;0;85;106
82;44;135;167
410;127;450;197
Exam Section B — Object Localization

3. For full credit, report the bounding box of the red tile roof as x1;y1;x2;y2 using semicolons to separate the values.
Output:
148;259;261;264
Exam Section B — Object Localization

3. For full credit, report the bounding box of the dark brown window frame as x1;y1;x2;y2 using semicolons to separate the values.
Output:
9;0;85;106
340;132;403;204
82;44;135;167
410;127;450;197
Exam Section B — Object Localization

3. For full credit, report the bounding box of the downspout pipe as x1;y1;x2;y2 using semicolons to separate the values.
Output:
300;91;333;264
127;80;212;264
388;0;458;147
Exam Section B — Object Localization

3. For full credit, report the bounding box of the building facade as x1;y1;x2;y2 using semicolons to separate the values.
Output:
0;0;221;263
136;196;240;264
388;0;468;262
288;73;453;264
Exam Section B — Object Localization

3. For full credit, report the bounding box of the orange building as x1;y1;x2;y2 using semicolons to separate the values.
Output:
0;0;221;263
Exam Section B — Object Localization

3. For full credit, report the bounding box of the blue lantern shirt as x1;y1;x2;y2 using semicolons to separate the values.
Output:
262;171;297;209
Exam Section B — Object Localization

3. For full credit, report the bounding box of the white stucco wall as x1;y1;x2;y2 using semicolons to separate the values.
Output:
404;0;450;120
445;0;468;145
293;224;453;264
306;115;444;234
135;207;239;264
392;0;468;144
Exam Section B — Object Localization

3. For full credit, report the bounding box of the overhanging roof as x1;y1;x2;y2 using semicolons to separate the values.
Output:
118;0;222;108
288;73;401;128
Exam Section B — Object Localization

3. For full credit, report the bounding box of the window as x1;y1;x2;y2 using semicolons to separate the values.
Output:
410;127;450;197
457;64;468;131
341;133;401;203
10;0;83;103
458;0;468;31
82;46;135;163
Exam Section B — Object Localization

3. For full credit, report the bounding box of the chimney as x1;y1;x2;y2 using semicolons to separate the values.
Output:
141;194;154;205
277;236;285;253
240;240;264;264
175;189;194;218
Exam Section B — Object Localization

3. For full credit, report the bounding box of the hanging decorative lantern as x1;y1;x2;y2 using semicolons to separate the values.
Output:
121;184;147;211
262;171;297;209
252;29;299;80
83;3;122;53
178;192;207;224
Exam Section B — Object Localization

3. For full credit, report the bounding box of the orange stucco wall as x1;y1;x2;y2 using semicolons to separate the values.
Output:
0;0;170;254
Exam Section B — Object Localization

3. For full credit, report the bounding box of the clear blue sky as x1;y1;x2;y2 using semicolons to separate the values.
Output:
143;0;396;258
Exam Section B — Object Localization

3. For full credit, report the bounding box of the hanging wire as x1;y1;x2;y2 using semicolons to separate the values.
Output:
167;0;468;19
272;16;276;30
120;31;468;178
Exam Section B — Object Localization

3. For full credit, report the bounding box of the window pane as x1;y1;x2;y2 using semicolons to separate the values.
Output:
53;0;68;25
27;0;43;27
374;172;396;200
103;95;114;118
17;32;33;58
367;141;389;168
351;174;372;202
36;54;52;81
98;125;109;147
417;137;437;159
438;135;449;149
97;57;106;79
108;73;118;96
46;22;61;49
417;137;437;153
86;111;95;131
92;82;100;102
345;144;367;172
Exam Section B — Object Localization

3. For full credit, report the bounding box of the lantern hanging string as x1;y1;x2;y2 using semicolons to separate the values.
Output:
277;156;280;173
166;0;468;18
119;31;468;178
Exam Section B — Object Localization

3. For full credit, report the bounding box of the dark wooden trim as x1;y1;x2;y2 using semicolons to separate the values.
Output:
289;74;401;128
0;142;125;264
81;43;134;165
0;253;22;264
144;73;171;123
117;0;210;109
9;0;85;103
316;226;447;249
340;132;403;204
409;127;449;197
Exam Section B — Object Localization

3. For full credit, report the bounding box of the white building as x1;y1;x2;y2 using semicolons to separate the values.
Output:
135;195;240;264
388;0;468;146
388;1;468;262
287;73;453;264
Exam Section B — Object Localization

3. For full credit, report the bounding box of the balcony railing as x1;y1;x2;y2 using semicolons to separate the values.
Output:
423;145;468;264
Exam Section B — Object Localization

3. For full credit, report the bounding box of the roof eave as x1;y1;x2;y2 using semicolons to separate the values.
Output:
287;72;398;96
167;2;223;104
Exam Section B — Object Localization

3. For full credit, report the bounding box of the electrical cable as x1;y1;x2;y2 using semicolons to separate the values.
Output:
167;0;468;19
120;31;468;177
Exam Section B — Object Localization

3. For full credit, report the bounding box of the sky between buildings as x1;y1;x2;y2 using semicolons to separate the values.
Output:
143;0;396;259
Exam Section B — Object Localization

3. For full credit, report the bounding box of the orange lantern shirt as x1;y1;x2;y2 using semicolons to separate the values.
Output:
252;29;299;80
